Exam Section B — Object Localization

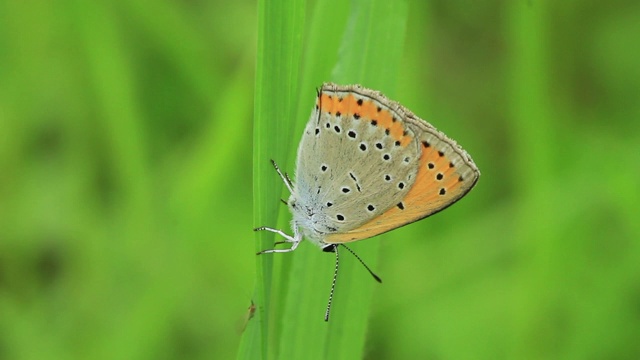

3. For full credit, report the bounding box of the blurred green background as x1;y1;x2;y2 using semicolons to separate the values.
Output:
1;0;639;359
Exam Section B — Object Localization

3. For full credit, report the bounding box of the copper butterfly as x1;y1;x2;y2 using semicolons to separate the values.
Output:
256;83;480;320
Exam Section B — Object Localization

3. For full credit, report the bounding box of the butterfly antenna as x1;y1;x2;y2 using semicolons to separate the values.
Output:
270;159;294;193
340;244;382;283
284;172;293;188
325;245;340;322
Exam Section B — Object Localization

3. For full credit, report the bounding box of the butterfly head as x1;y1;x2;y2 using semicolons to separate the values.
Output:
287;195;337;247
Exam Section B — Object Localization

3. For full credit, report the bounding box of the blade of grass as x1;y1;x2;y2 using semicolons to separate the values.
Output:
244;0;408;358
242;0;306;358
275;1;408;359
266;2;350;354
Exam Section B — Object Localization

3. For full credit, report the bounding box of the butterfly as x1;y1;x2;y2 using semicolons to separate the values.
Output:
256;83;480;320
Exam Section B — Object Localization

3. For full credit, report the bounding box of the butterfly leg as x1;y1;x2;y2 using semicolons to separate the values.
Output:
254;225;302;254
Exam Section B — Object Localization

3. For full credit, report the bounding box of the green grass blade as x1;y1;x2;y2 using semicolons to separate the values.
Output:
247;0;408;358
242;0;306;358
275;1;409;359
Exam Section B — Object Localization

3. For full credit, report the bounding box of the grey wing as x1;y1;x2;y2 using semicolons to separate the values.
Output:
295;91;420;233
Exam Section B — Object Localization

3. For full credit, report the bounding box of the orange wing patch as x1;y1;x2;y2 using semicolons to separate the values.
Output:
325;137;478;243
317;91;412;147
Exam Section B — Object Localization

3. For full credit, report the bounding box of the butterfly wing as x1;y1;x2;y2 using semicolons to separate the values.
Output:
324;91;480;243
293;84;422;236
